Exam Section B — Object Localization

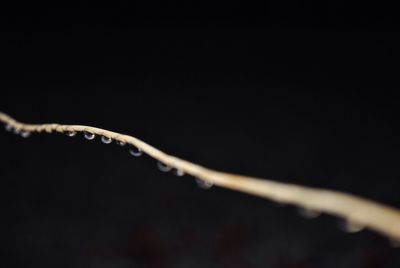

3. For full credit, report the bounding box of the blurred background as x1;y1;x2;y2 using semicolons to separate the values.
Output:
1;3;400;268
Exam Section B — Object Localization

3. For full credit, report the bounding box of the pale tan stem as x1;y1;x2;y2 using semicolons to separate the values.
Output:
1;111;400;241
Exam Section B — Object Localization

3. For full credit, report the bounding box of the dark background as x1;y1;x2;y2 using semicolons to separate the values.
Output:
1;4;400;268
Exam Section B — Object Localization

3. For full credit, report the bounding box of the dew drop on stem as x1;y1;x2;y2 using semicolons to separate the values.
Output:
101;136;112;144
129;145;143;157
66;130;77;137
173;168;185;177
20;131;31;138
157;162;172;172
84;131;96;140
195;178;213;189
339;220;365;233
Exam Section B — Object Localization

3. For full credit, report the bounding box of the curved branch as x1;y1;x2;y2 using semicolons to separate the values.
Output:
1;111;400;241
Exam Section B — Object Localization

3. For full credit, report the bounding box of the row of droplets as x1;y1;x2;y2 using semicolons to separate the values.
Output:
4;122;363;231
155;161;213;189
297;207;365;233
297;208;399;246
62;126;384;229
3;122;214;189
64;127;214;189
4;123;31;138
5;122;400;245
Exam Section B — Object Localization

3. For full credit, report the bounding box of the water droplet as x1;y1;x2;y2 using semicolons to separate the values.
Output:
66;130;77;137
116;140;126;146
298;207;321;219
84;131;96;140
5;124;13;132
195;178;213;189
173;168;185;177
20;131;31;138
101;136;112;144
157;162;172;172
13;128;21;135
339;220;365;233
128;145;143;157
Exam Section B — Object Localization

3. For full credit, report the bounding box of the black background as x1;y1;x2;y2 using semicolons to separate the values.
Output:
1;4;400;267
